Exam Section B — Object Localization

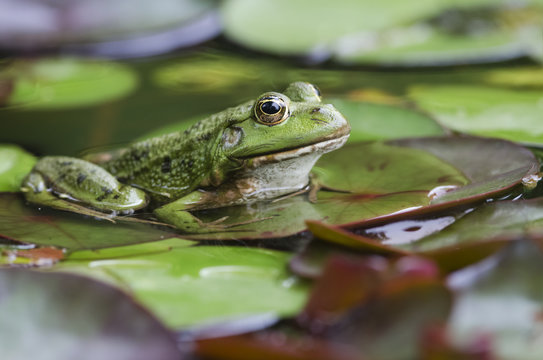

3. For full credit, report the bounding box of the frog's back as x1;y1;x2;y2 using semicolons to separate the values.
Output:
101;101;253;200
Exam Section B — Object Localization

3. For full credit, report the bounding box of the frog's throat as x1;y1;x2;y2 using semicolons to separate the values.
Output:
229;134;349;201
245;134;349;168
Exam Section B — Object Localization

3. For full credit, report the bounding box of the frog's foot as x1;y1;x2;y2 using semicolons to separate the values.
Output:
194;215;273;229
21;183;117;223
154;203;272;234
308;176;351;203
21;156;148;221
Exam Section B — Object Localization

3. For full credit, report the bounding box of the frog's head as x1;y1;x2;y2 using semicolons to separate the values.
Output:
223;82;350;161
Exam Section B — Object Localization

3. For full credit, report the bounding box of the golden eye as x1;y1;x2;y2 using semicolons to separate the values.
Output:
254;96;289;126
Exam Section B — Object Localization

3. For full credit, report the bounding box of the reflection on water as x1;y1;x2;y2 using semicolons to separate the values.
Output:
361;216;456;245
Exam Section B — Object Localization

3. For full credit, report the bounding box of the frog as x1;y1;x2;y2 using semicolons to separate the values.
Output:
20;82;350;233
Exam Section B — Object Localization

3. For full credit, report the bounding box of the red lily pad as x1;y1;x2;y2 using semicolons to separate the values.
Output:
0;193;179;250
0;269;180;360
195;255;451;360
296;196;543;276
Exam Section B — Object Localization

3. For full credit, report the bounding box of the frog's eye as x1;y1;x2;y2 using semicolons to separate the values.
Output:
254;96;289;126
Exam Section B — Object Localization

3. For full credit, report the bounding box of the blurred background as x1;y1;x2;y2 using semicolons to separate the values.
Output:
1;0;542;156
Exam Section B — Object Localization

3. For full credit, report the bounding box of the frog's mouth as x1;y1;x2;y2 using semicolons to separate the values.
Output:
245;133;350;167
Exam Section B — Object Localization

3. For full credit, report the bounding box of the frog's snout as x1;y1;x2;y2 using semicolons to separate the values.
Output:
312;104;351;138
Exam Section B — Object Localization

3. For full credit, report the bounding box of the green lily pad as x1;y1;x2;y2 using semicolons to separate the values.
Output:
185;140;468;240
0;144;36;192
299;196;543;274
448;239;543;359
409;85;543;145
4;58;138;110
0;269;180;360
400;199;543;253
485;67;543;87
333;5;543;66
153;55;273;93
222;0;541;66
0;193;178;250
221;0;470;56
57;245;309;328
185;136;537;240
329;99;446;143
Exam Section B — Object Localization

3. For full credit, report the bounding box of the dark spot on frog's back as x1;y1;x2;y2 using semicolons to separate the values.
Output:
76;173;87;185
311;107;321;113
132;149;149;161
96;187;113;202
161;156;172;173
199;132;212;141
60;161;73;166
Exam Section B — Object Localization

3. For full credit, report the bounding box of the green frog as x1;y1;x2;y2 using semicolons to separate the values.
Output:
20;82;350;233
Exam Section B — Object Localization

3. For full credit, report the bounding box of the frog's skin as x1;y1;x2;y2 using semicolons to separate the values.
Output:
21;82;350;233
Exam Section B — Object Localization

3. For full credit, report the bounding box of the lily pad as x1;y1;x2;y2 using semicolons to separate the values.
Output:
4;58;138;109
196;255;450;360
0;269;180;360
0;0;219;57
221;0;458;56
0;144;36;192
185;140;468;240
448;239;543;359
400;198;543;253
57;245;309;328
330;278;452;360
0;193;179;250
333;6;543;66
329;99;446;143
409;85;543;145
222;0;541;66
184;136;537;240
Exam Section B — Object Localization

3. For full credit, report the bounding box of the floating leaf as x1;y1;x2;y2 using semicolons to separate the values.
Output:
333;10;541;66
329;278;452;360
68;237;194;260
400;199;543;253
0;269;180;360
195;332;361;360
58;245;309;328
222;0;541;65
329;99;446;143
0;144;36;192
448;239;543;359
184;140;467;240
295;199;543;276
0;0;219;57
5;58;138;109
196;255;449;360
409;85;543;145
0;193;178;250
391;136;539;204
222;0;450;56
184;136;537;240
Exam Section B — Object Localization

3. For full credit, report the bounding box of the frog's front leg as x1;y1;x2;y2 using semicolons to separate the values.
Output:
152;190;231;233
21;156;148;218
153;188;269;233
